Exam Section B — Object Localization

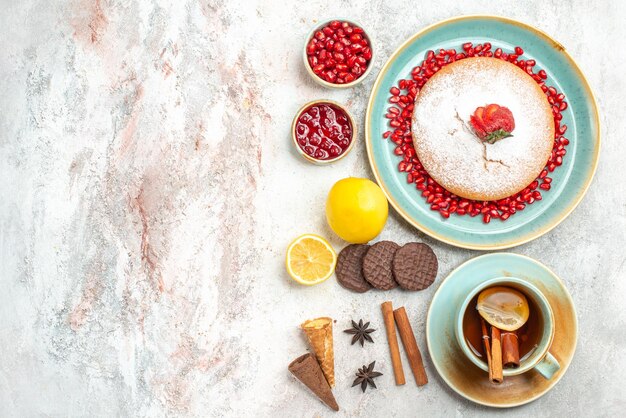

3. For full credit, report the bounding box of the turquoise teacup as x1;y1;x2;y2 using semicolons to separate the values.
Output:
455;276;560;379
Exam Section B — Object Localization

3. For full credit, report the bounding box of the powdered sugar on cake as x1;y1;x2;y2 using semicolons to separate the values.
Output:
411;57;555;201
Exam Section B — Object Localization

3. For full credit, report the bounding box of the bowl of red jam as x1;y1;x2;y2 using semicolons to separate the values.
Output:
291;100;356;164
303;19;374;88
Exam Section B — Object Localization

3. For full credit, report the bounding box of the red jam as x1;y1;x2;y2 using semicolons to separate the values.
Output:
295;102;353;161
306;20;372;85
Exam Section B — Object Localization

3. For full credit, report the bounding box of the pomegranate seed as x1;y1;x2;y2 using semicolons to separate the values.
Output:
307;21;371;84
379;42;569;223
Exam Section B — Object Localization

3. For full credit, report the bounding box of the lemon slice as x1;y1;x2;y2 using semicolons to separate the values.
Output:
286;234;337;285
477;286;530;331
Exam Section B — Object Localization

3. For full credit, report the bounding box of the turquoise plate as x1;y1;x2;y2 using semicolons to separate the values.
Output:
365;16;600;250
426;253;577;407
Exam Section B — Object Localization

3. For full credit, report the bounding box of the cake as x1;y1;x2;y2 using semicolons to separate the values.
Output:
411;57;555;201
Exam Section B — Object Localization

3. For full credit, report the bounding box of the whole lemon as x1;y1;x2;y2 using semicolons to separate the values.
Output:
326;177;388;243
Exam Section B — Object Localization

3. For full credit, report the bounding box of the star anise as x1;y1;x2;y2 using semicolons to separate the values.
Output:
344;319;375;346
352;361;383;392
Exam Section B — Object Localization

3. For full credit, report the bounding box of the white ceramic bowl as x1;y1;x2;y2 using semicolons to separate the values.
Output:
302;19;375;89
291;99;357;164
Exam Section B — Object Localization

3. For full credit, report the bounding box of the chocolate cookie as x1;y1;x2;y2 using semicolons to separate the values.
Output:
362;241;400;290
336;244;371;293
392;242;438;291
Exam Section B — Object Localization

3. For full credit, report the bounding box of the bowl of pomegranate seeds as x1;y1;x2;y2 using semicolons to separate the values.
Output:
304;19;374;88
291;99;356;164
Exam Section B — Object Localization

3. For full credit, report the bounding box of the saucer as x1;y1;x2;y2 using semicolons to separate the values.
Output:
426;253;577;407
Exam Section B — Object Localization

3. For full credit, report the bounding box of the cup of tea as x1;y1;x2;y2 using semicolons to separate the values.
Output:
455;276;560;379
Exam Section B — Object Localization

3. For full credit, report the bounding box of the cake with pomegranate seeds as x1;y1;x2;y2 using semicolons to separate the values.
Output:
411;57;555;201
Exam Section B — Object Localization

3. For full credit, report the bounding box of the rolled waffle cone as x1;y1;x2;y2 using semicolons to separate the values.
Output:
288;353;339;411
301;317;335;387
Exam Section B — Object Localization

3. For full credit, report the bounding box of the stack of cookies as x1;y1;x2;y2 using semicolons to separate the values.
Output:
335;241;438;293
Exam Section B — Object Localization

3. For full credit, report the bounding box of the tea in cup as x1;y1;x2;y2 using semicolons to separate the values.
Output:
455;277;560;381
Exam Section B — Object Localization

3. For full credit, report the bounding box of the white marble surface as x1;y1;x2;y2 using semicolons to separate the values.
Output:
1;0;625;416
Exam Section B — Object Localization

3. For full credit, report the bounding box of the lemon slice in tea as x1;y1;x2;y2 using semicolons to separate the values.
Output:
476;286;530;331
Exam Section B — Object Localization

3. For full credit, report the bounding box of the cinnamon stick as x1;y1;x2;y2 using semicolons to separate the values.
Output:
393;307;428;386
490;326;504;383
501;331;520;368
480;318;494;382
381;301;405;385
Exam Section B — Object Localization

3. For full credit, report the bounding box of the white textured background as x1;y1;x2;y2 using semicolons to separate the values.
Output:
1;0;625;416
